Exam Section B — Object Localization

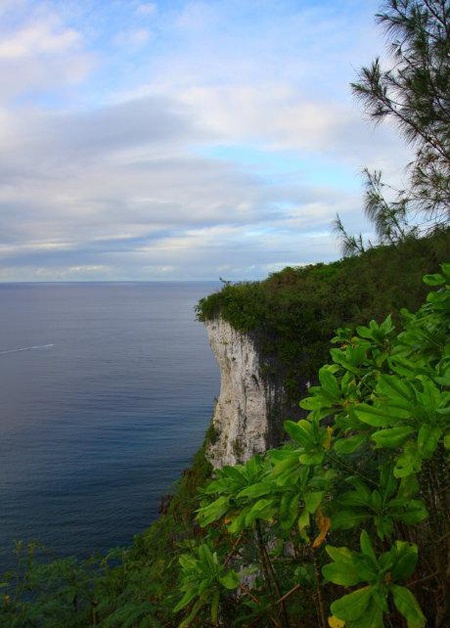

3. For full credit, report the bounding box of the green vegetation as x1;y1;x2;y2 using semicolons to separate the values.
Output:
197;229;450;415
334;0;450;253
1;1;449;625
1;260;448;628
177;263;449;627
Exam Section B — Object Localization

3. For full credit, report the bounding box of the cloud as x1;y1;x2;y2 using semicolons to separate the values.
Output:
0;18;80;58
0;94;207;186
0;89;294;279
0;7;94;104
0;0;411;281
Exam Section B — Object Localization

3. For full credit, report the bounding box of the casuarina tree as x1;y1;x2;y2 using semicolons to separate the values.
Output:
335;0;450;254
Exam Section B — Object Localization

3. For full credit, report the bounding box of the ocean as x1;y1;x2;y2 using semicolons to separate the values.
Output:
0;282;220;573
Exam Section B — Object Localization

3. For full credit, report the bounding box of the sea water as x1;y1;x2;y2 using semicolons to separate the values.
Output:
0;282;220;572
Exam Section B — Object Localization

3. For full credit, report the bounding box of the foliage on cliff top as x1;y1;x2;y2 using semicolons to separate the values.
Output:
197;229;450;397
177;263;450;628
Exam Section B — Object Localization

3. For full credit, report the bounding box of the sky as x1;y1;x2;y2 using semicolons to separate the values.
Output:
0;0;412;282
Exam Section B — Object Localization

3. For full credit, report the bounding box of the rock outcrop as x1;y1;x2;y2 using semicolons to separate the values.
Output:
205;318;287;468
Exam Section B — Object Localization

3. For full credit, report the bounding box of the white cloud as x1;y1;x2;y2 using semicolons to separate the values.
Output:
0;7;94;104
0;0;411;281
0;18;80;58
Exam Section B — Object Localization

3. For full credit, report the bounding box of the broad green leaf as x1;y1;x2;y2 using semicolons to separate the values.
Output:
219;570;240;590
244;498;274;526
298;508;310;536
334;434;366;454
284;420;314;446
377;375;415;409
379;463;397;498
270;449;302;481
391;544;418;581
228;510;248;534
339;477;371;505
379;314;395;334
417;424;442;459
374;515;394;539
179;554;198;572
372;426;415;449
388;498;428;525
329;349;361;374
299;395;324;411
423;273;445;286
299;451;325;465
174;587;199;613
436;405;450;415
319;367;341;397
394;442;422;478
356;596;386;628
371;490;382;511
390;356;419;378
331;509;369;530
326;542;377;585
360;530;377;564
330;586;373;621
391;585;426;628
355;404;409;427
418;375;442;399
356;324;377;340
304;491;324;514
279;492;299;530
237;481;273;499
434;375;450;386
398;474;420;498
197;496;230;527
198;544;218;573
322;560;362;587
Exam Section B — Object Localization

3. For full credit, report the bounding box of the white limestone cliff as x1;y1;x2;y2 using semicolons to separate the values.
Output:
205;318;286;468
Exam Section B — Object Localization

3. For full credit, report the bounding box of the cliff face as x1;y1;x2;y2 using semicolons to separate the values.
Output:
205;318;287;468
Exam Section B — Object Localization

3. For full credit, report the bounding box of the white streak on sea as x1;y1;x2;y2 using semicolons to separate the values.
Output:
0;344;54;356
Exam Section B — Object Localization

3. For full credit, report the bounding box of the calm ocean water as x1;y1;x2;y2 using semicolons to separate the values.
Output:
0;282;220;572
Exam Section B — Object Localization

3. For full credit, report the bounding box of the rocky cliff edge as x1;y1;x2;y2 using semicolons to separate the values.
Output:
205;318;286;468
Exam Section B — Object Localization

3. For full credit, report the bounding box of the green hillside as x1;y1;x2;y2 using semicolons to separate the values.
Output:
197;229;450;417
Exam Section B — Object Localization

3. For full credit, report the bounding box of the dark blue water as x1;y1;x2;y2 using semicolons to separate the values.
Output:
0;282;220;572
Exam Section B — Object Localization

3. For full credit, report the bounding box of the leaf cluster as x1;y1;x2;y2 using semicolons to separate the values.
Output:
176;265;449;628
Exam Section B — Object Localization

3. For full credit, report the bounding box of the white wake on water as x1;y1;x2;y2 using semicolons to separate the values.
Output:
0;344;54;356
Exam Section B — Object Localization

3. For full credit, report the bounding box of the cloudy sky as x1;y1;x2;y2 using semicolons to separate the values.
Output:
0;0;411;282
